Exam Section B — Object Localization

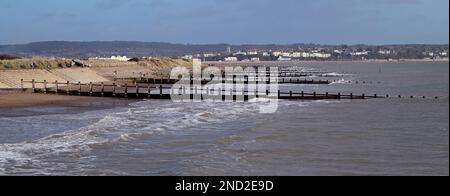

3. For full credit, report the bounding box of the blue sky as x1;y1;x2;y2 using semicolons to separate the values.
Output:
0;0;448;45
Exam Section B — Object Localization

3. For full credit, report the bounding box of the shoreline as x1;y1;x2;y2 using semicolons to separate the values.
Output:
0;92;136;110
203;58;449;65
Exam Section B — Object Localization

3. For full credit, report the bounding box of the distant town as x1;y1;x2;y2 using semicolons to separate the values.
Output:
0;42;448;62
182;45;449;62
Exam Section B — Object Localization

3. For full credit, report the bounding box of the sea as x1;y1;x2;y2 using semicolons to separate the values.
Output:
0;61;448;176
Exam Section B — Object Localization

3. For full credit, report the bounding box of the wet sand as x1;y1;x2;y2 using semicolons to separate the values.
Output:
0;92;135;109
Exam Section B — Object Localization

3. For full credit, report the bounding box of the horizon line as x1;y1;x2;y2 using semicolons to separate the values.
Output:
1;40;449;46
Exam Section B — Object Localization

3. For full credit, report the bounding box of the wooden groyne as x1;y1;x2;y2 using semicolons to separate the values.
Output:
21;80;381;101
117;77;332;85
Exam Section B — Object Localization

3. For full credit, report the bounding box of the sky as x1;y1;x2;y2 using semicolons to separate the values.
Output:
0;0;448;45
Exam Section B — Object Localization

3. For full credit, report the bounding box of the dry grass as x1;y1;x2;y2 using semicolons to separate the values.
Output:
0;57;72;70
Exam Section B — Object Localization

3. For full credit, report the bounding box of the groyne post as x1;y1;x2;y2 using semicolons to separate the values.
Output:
43;80;47;94
101;82;105;97
112;83;116;97
78;81;81;96
89;82;93;96
32;79;35;93
55;80;59;93
124;83;128;98
66;81;70;95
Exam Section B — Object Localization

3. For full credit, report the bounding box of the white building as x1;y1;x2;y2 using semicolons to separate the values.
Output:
251;57;260;62
278;56;292;61
262;52;270;56
272;51;283;56
224;57;238;62
291;52;302;58
203;53;216;57
233;51;247;56
378;50;391;55
182;55;193;60
247;51;258;55
350;51;369;56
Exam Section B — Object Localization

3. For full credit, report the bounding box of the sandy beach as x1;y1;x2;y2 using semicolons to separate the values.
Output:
0;92;134;109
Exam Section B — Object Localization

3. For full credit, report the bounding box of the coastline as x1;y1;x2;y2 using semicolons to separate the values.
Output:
203;58;449;65
0;92;136;110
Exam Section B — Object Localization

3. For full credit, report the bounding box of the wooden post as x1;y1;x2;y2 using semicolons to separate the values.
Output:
112;83;116;97
101;82;105;97
338;93;341;99
32;79;35;93
89;82;93;96
44;80;47;94
313;92;316;98
136;84;140;97
66;81;70;95
266;89;269;96
362;93;365;99
20;79;24;91
326;92;329;98
301;91;304;98
289;91;292;97
78;81;81;96
278;90;280;98
55;80;59;94
159;85;163;98
374;94;377;98
124;83;128;98
350;93;353;99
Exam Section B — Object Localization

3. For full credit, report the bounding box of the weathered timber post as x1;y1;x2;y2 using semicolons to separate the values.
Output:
55;80;59;94
313;92;316;98
66;81;70;95
350;93;353;99
301;91;304;98
159;85;163;98
289;91;292;98
78;81;81;96
101;82;105;97
44;80;47;94
112;83;116;97
136;84;140;97
124;83;128;98
326;92;329;98
362;93;365;99
32;79;35;93
89;82;93;96
338;93;341;99
20;79;24;91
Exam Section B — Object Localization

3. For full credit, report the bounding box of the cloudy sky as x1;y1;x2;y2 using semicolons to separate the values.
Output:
0;0;448;45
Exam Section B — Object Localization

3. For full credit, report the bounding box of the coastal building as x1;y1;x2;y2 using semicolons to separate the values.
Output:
278;56;292;61
182;55;193;60
350;51;369;56
90;55;131;61
224;57;238;62
233;51;247;56
247;51;258;55
251;57;260;62
378;50;391;55
272;51;283;56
